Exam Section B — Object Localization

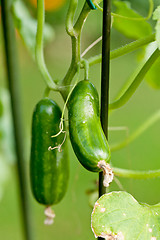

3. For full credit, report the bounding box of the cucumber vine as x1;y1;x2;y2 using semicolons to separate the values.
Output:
2;0;160;239
35;0;160;179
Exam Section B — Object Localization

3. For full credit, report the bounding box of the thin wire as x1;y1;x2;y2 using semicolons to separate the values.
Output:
81;36;102;57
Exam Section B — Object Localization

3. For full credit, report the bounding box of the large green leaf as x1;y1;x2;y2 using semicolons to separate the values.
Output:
11;0;55;57
91;191;160;239
113;1;152;39
153;6;160;50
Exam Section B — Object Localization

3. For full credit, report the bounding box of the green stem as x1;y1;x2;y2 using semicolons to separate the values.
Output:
88;33;155;66
81;59;89;80
74;2;91;35
59;61;78;100
43;87;50;98
96;0;154;21
109;48;160;110
111;109;160;151
36;0;57;90
60;1;90;99
66;0;78;36
1;1;33;240
59;36;80;100
111;33;155;59
113;167;160;179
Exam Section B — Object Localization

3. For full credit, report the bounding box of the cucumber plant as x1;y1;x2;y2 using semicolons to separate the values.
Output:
2;0;160;239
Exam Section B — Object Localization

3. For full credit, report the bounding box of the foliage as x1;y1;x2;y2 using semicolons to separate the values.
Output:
92;192;160;239
113;1;152;39
12;0;55;57
1;0;160;239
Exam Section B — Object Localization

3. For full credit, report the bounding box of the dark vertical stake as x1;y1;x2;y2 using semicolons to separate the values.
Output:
99;0;111;198
1;1;33;240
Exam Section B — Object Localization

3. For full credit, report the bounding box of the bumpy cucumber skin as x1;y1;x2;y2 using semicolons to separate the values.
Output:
68;80;111;172
30;98;69;206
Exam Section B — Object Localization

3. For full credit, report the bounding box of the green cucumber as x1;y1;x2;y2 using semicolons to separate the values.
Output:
68;80;111;180
30;98;69;207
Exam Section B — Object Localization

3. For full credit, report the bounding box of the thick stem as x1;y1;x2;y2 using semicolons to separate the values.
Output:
1;1;33;240
99;0;111;214
60;1;92;100
109;48;160;110
74;2;91;35
59;35;80;100
66;0;78;36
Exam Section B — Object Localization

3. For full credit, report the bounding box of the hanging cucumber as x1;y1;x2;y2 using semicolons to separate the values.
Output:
68;80;113;187
30;98;69;224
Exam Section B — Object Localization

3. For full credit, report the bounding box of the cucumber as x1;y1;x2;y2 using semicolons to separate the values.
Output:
30;98;69;207
68;80;111;176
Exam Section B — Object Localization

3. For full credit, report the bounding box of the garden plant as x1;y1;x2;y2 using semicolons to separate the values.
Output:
1;0;160;239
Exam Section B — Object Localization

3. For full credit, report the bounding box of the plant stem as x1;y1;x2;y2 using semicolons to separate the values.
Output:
113;167;160;179
59;36;80;100
111;34;155;59
74;2;91;34
1;1;33;240
59;0;79;99
88;33;155;66
81;59;89;80
96;0;154;20
66;0;78;36
99;0;111;211
111;109;160;151
36;0;57;90
60;1;91;99
109;48;160;110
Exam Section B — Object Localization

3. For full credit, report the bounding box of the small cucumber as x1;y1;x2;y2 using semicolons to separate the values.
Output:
30;98;69;207
68;80;111;182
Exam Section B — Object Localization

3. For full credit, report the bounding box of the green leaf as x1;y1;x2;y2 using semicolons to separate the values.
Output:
113;1;152;39
153;6;160;49
91;191;160;239
154;20;160;49
11;0;55;57
153;6;160;20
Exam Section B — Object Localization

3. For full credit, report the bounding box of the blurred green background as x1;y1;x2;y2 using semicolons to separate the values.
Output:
0;0;160;239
